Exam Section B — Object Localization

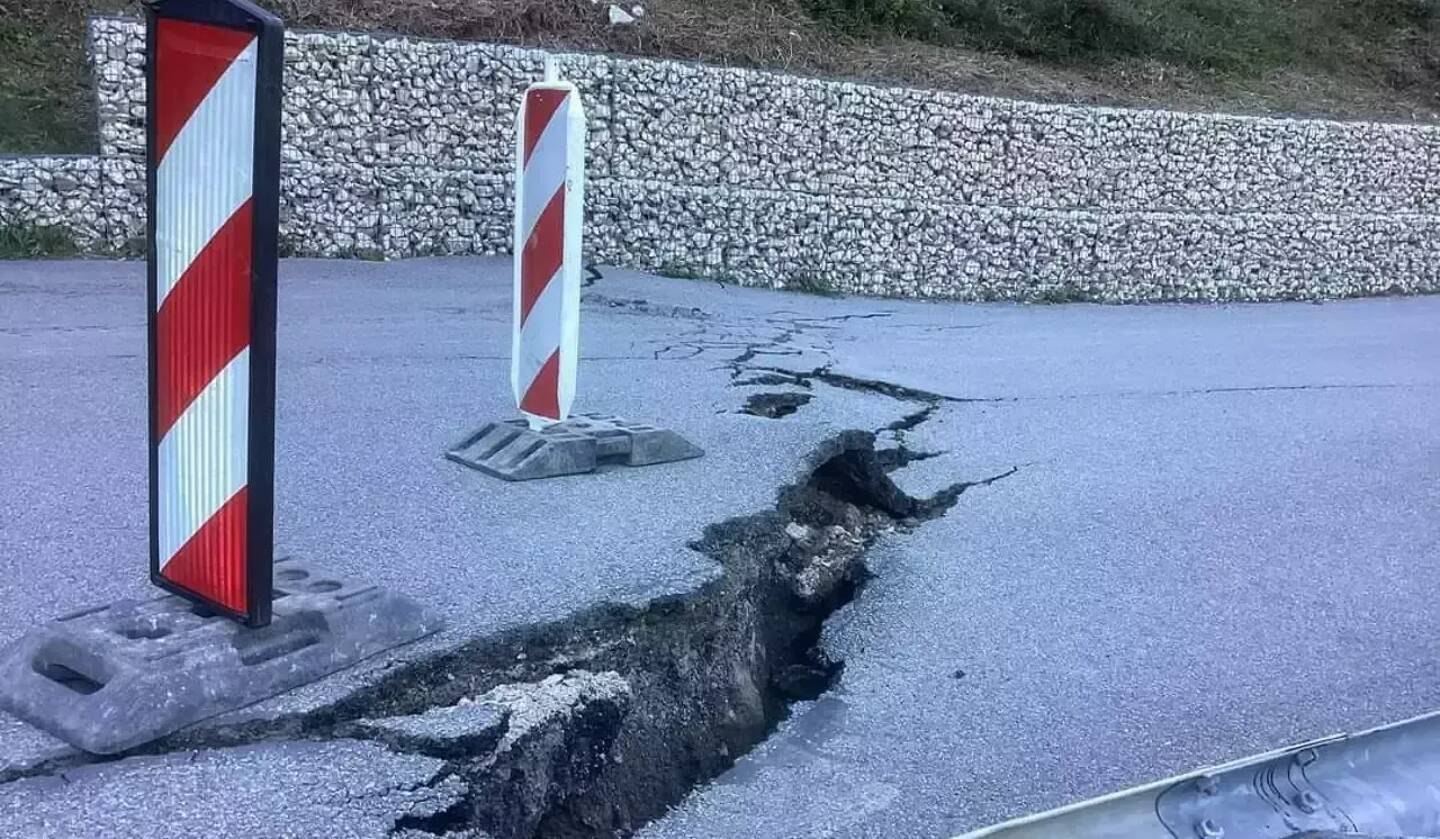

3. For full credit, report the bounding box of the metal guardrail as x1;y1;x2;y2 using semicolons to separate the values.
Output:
958;710;1440;839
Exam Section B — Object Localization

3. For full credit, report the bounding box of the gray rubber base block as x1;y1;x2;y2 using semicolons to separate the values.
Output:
446;412;704;481
0;558;443;754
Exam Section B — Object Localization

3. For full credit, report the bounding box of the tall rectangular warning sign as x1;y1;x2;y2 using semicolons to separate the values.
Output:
146;0;282;626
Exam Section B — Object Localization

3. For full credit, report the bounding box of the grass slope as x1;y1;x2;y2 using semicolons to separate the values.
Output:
0;0;1436;155
0;0;130;154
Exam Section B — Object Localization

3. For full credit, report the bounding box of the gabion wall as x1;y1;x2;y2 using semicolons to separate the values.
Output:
1;16;1437;300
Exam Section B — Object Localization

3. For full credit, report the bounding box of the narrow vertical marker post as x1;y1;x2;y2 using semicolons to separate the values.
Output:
446;57;700;481
145;0;282;627
512;57;585;430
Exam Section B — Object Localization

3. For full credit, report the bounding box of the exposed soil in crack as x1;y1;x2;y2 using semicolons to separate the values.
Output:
333;310;1007;836
277;429;1007;838
740;391;813;419
732;371;812;389
61;423;1011;837
785;366;967;405
875;446;945;469
886;404;940;432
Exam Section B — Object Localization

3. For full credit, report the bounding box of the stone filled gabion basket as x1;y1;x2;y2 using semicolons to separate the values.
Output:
0;15;1436;301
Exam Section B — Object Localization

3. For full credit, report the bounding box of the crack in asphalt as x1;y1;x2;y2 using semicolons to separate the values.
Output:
887;404;940;431
0;300;1022;839
643;308;893;371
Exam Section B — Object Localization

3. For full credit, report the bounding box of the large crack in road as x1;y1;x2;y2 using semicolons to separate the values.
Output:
347;429;1012;836
348;303;1022;835
0;287;1016;837
312;400;1014;836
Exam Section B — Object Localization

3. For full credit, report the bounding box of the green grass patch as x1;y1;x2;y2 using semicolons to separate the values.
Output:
0;0;132;153
0;0;1433;155
0;218;81;259
808;0;1437;75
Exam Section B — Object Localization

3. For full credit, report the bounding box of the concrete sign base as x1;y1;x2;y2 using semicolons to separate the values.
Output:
446;413;703;481
0;558;442;754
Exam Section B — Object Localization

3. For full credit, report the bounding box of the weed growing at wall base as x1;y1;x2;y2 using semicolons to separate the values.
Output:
781;273;842;297
0;218;80;259
657;261;706;281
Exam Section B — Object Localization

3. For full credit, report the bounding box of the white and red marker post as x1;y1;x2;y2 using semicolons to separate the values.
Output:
145;0;283;627
512;57;586;429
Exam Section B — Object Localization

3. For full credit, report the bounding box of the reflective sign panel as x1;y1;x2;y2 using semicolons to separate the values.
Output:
512;78;585;426
146;0;281;626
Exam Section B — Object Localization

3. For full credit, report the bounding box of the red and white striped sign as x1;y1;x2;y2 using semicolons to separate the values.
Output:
511;70;585;426
147;1;281;626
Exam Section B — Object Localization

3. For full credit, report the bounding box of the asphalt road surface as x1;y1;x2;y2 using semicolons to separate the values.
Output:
646;293;1440;837
1;258;1437;837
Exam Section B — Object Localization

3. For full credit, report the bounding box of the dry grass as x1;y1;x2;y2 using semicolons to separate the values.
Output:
265;0;1437;120
0;0;1435;154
